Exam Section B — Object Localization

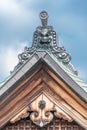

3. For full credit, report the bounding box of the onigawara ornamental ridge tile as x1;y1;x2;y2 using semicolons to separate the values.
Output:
11;11;77;76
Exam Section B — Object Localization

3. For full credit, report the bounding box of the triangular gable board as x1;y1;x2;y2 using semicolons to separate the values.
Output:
0;11;87;130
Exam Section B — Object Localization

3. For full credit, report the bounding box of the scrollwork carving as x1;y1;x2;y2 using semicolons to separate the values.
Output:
10;94;73;127
28;99;54;127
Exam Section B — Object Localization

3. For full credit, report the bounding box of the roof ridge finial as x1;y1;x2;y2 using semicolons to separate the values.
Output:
11;11;77;75
33;11;57;47
39;11;48;26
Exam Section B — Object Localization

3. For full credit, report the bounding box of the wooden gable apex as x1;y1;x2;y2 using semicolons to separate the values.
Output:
0;53;87;129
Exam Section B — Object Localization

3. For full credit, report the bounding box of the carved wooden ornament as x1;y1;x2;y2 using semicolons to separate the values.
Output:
10;94;73;127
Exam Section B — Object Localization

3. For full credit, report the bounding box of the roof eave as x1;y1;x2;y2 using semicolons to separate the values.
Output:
0;52;87;102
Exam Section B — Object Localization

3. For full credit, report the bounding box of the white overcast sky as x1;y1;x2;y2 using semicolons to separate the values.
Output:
0;0;87;83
